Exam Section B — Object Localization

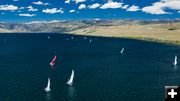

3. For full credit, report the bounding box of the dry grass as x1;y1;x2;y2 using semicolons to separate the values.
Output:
70;22;180;45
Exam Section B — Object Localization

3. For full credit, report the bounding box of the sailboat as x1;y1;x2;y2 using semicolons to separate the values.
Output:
84;36;87;39
120;48;124;54
50;56;56;66
67;69;74;86
45;77;51;92
174;56;178;66
89;39;92;43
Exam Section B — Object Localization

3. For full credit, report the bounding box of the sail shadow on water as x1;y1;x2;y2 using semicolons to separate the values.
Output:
67;86;76;101
45;93;51;101
174;65;178;70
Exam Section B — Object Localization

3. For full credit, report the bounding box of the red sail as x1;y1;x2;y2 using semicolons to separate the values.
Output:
50;56;56;66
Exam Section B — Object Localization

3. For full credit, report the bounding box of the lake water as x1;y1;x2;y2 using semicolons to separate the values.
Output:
0;33;179;101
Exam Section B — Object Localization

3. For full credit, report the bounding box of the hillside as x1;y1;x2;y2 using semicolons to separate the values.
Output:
1;19;180;44
1;19;177;33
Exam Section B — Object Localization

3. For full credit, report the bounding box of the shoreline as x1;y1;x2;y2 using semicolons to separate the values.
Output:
0;32;179;45
66;32;180;46
1;20;180;46
68;23;180;46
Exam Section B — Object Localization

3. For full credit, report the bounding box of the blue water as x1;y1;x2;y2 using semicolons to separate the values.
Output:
0;33;179;101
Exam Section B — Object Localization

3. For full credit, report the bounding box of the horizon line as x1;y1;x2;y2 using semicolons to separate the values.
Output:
1;18;180;23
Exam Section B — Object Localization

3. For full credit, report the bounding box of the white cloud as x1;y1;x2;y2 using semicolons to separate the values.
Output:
19;7;25;10
122;4;129;9
69;9;75;13
142;4;168;14
79;4;86;9
42;8;64;14
142;0;180;14
88;3;100;9
127;5;140;11
0;5;18;11
33;1;49;5
27;6;38;11
65;0;70;4
161;0;180;10
100;1;123;9
19;13;36;17
74;0;86;4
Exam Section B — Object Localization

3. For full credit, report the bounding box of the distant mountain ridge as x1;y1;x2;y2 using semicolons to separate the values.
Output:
1;19;180;33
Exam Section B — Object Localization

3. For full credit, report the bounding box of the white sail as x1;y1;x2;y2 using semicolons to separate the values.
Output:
89;39;92;43
174;56;178;66
67;70;74;86
45;77;51;92
120;48;124;54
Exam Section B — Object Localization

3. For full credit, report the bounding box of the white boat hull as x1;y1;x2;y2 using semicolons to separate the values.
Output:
45;88;51;92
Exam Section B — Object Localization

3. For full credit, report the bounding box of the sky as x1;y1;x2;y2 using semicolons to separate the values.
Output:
0;0;180;22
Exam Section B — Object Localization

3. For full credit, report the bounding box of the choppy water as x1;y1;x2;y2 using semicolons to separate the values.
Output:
0;33;179;101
